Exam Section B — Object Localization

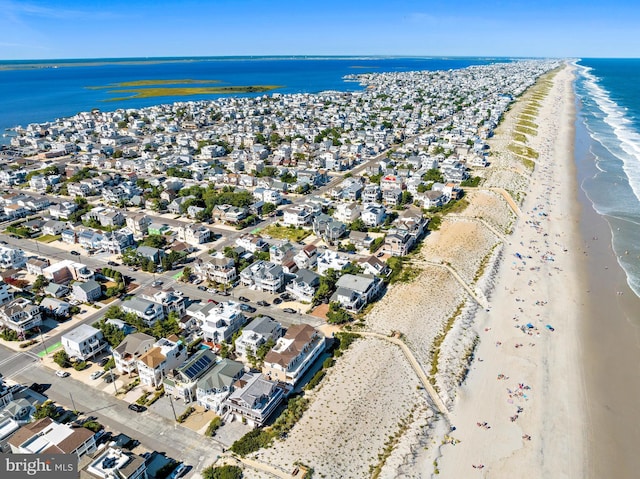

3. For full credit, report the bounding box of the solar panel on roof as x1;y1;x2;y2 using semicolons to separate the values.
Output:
184;355;212;378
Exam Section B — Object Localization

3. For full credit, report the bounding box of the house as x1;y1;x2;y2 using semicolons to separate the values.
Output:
136;337;188;388
262;324;325;386
235;234;268;253
282;205;314;227
362;183;381;203
293;244;318;270
61;324;106;361
360;203;387;228
193;253;237;286
383;230;414;257
71;280;102;303
42;220;68;236
43;260;94;284
136;245;165;264
239;260;284;294
0;297;42;335
177;223;211;245
330;274;382;312
26;257;50;276
49;201;78;220
163;349;218;403
100;229;134;255
417;190;446;208
0;245;26;269
113;332;156;375
285;269;321;303
235;316;283;358
316;250;351;275
334;202;360;223
312;214;346;242
125;213;151;239
147;223;169;235
224;372;286;427
187;301;246;344
195;358;245;413
0;280;12;306
9;417;97;457
79;446;147;479
269;242;295;265
43;282;69;298
348;230;375;250
40;297;71;317
121;297;165;326
139;286;186;318
382;188;403;206
358;256;391;277
213;204;248;224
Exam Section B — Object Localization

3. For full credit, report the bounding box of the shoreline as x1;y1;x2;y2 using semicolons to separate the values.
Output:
574;99;640;478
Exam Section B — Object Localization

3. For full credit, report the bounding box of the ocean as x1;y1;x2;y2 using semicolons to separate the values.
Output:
0;56;500;139
575;59;640;299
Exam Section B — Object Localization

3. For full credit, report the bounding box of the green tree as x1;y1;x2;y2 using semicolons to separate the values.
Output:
33;401;61;420
422;168;444;183
313;268;339;304
53;350;71;368
181;266;192;282
202;464;243;479
33;274;50;292
261;202;277;216
349;218;368;232
326;302;352;324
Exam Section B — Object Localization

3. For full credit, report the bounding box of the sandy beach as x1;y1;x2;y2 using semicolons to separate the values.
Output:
436;63;588;478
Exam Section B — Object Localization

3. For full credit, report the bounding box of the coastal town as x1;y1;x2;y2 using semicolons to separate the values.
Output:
0;58;561;479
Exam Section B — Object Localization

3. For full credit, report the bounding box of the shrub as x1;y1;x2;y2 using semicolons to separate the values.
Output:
205;417;223;437
53;350;71;368
176;406;195;423
202;464;243;479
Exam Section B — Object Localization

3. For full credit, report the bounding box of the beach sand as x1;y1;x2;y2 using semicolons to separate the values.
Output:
436;63;588;478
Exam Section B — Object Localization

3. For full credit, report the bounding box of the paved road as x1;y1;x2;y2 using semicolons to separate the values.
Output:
10;362;221;473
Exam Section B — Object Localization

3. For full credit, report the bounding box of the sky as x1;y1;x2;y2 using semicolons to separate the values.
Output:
1;0;639;60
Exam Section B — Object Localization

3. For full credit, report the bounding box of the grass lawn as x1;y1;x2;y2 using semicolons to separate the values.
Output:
36;234;61;243
262;224;311;242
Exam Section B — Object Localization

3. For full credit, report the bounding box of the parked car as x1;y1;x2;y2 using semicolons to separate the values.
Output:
192;278;203;285
151;280;163;287
70;250;80;256
279;293;292;300
239;304;256;313
55;370;70;378
90;370;105;380
256;300;270;307
107;261;119;266
283;308;297;314
218;290;230;296
207;299;219;304
197;285;207;291
238;296;250;302
169;464;187;479
127;404;145;413
273;297;283;305
104;374;116;383
97;357;110;367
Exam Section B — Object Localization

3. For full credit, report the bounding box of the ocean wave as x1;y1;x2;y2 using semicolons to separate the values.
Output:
579;67;640;203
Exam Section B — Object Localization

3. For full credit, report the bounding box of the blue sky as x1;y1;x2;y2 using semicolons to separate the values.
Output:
1;0;638;60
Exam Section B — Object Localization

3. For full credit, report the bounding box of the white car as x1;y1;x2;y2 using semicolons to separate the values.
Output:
55;370;70;378
90;370;104;380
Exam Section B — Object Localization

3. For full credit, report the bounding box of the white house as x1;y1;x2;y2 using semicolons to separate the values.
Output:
136;336;187;388
61;324;107;361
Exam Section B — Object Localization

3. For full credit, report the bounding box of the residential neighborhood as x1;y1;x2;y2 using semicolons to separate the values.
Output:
0;59;559;478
